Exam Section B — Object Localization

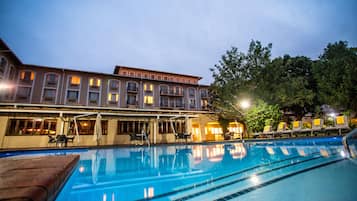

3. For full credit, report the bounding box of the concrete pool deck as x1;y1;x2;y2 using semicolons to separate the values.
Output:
0;155;79;201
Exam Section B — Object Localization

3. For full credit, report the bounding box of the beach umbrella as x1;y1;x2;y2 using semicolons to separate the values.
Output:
93;113;102;145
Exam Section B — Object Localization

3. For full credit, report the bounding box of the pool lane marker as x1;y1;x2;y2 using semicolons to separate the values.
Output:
214;157;346;201
172;152;338;201
135;152;321;201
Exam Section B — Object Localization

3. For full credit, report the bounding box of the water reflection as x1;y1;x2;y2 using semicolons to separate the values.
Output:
61;141;343;201
206;144;225;162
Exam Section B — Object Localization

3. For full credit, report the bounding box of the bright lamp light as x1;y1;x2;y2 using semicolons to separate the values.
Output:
240;100;250;109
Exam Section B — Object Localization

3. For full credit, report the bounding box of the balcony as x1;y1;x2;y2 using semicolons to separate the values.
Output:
127;86;138;93
160;89;184;96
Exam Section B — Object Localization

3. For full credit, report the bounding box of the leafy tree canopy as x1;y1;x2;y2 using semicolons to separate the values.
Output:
312;41;357;112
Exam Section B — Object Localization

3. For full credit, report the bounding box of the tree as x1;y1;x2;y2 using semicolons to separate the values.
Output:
312;41;357;113
245;99;281;133
256;55;316;119
209;40;272;124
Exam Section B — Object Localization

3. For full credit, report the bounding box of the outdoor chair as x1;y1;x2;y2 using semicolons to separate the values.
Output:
276;122;292;138
311;118;324;136
175;133;191;143
130;131;150;145
292;121;312;137
56;135;68;147
48;135;57;144
325;115;351;135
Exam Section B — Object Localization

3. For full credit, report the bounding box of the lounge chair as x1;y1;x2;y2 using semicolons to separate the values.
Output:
311;118;324;136
292;121;312;137
325;115;351;135
276;122;292;138
262;125;274;138
252;125;274;138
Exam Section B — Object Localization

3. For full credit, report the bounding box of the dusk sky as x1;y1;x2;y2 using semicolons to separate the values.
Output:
1;0;356;84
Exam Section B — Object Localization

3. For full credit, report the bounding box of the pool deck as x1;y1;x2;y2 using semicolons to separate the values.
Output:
0;155;79;201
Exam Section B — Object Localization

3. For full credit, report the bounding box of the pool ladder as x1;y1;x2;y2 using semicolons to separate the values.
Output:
342;128;357;158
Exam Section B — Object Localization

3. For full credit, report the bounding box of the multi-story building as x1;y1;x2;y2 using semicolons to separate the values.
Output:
0;39;243;148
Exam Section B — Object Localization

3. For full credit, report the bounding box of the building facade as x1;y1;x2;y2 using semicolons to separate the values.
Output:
0;39;243;148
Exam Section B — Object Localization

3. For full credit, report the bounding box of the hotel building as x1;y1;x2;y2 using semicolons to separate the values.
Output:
0;39;244;148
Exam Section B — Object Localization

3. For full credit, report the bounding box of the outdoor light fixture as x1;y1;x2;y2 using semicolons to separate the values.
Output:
0;82;14;91
240;100;250;109
328;113;336;117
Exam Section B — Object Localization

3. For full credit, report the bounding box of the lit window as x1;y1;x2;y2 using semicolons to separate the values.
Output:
144;96;153;104
20;71;35;81
89;78;101;87
144;83;153;91
70;76;80;85
108;93;119;102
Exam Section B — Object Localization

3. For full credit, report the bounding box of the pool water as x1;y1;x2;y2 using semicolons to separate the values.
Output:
6;137;357;201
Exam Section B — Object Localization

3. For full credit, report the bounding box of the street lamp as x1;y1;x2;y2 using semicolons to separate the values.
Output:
240;100;250;110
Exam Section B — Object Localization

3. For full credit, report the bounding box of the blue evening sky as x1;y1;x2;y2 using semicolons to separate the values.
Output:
0;0;356;84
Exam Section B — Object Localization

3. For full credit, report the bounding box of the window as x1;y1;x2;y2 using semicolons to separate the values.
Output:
67;90;79;102
0;57;7;75
108;93;119;103
16;87;31;99
200;89;208;98
175;98;184;107
88;92;99;103
20;71;34;82
158;120;186;134
69;120;108;135
160;96;169;107
46;74;58;85
127;94;137;105
8;66;16;80
89;78;101;88
189;98;196;108
160;85;168;94
188;88;195;97
127;82;137;91
6;119;57;135
43;89;56;101
144;83;153;91
201;99;208;108
175;86;183;95
109;80;119;90
144;95;153;104
70;76;80;85
117;121;149;134
151;75;155;79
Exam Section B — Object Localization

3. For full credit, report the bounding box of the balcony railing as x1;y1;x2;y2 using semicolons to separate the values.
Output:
127;86;138;93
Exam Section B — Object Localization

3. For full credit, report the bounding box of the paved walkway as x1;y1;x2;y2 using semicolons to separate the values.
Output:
0;155;79;201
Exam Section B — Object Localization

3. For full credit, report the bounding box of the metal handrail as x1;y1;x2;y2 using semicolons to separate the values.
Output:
342;128;357;158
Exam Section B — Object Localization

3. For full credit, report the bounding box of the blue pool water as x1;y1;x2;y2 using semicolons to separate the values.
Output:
5;137;357;201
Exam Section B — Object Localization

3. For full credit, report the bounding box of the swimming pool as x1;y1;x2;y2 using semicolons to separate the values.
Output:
5;137;357;201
